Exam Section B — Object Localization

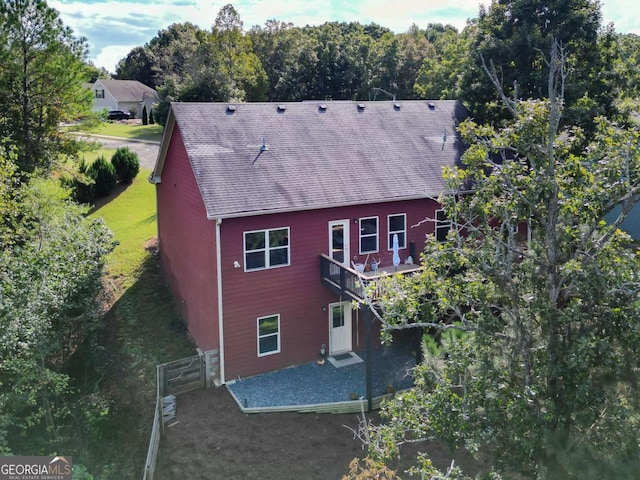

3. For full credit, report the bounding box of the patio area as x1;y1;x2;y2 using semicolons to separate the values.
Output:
227;345;417;413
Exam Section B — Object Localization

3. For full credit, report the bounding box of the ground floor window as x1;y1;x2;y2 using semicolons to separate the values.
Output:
257;314;280;356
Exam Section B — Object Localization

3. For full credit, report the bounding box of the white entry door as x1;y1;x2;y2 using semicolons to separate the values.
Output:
329;302;352;355
328;219;350;267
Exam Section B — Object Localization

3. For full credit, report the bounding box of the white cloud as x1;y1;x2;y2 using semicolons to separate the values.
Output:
601;0;640;34
92;45;134;72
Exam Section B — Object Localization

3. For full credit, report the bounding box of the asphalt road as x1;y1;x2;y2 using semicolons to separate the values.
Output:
89;136;160;170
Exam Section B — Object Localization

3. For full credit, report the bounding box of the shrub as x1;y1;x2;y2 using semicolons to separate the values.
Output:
110;147;140;183
88;155;116;197
149;108;154;124
66;157;96;204
142;105;148;125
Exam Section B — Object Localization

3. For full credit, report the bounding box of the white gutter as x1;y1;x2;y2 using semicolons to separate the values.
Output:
215;218;226;384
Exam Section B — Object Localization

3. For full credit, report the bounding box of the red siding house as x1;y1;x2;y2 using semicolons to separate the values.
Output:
150;100;469;384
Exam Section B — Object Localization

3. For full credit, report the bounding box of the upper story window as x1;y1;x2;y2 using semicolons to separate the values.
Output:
257;314;280;356
435;209;451;242
388;214;406;250
95;89;105;99
359;216;378;254
244;227;290;271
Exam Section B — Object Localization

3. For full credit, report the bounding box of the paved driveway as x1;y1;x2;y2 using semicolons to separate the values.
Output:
94;136;160;169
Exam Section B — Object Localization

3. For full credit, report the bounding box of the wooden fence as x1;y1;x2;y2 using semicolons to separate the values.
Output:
143;349;219;480
143;374;163;480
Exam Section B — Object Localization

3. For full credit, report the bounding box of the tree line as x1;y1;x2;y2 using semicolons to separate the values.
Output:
114;3;640;131
0;0;114;471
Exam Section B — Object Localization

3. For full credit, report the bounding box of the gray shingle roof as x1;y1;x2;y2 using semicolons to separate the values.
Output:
158;100;469;219
99;79;158;102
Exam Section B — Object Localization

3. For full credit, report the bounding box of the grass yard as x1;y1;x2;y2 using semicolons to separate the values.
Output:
83;122;164;143
80;147;116;165
86;169;196;479
90;169;158;283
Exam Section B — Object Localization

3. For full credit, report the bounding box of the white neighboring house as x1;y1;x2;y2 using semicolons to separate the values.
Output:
86;79;159;119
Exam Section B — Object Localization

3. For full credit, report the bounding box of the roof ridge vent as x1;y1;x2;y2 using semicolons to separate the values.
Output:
277;104;286;112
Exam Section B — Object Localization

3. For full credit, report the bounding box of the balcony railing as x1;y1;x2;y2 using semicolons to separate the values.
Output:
320;254;422;302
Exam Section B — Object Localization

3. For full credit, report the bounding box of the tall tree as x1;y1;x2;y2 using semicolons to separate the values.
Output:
367;43;640;478
0;0;93;173
115;46;160;88
249;20;309;101
413;24;471;99
459;0;611;129
0;158;114;450
207;3;267;102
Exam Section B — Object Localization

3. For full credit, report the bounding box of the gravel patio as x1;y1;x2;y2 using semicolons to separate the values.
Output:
227;345;417;411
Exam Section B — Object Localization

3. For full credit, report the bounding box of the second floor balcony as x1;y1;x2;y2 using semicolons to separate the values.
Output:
319;254;422;303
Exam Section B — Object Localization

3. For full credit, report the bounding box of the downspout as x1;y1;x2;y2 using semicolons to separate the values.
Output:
216;218;226;384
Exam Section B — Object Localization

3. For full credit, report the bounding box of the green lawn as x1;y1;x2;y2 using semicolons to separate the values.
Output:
90;168;157;282
80;147;116;165
83;122;164;142
87;169;195;478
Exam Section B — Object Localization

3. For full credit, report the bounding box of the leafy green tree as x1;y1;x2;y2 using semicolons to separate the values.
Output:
206;4;267;102
0;0;93;173
84;61;110;83
115;45;160;88
459;0;612;129
249;20;308;101
380;25;435;99
368;44;640;478
0;166;114;448
413;24;472;99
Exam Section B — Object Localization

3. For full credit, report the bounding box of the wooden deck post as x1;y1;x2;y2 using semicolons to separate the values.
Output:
365;307;373;412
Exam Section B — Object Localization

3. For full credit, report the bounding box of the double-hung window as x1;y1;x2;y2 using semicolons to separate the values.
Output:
388;214;406;250
435;209;451;242
257;314;280;356
244;227;290;271
359;217;378;254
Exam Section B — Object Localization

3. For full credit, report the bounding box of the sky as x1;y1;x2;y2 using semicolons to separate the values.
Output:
49;0;640;74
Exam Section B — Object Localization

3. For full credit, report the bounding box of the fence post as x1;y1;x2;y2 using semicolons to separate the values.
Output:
157;364;166;398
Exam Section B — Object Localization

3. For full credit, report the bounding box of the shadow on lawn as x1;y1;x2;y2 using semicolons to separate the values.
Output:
83;251;195;479
88;181;132;214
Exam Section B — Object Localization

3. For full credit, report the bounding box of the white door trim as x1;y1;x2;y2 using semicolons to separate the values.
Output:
328;219;350;267
329;301;352;355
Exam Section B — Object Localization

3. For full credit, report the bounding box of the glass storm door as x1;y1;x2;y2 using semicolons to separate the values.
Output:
329;302;352;355
329;219;350;266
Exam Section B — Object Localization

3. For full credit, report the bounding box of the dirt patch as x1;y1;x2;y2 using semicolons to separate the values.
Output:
154;387;471;480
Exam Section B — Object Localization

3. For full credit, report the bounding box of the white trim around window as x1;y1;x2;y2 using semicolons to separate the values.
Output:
359;216;379;254
244;227;290;272
435;209;451;242
257;314;280;357
387;213;406;250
